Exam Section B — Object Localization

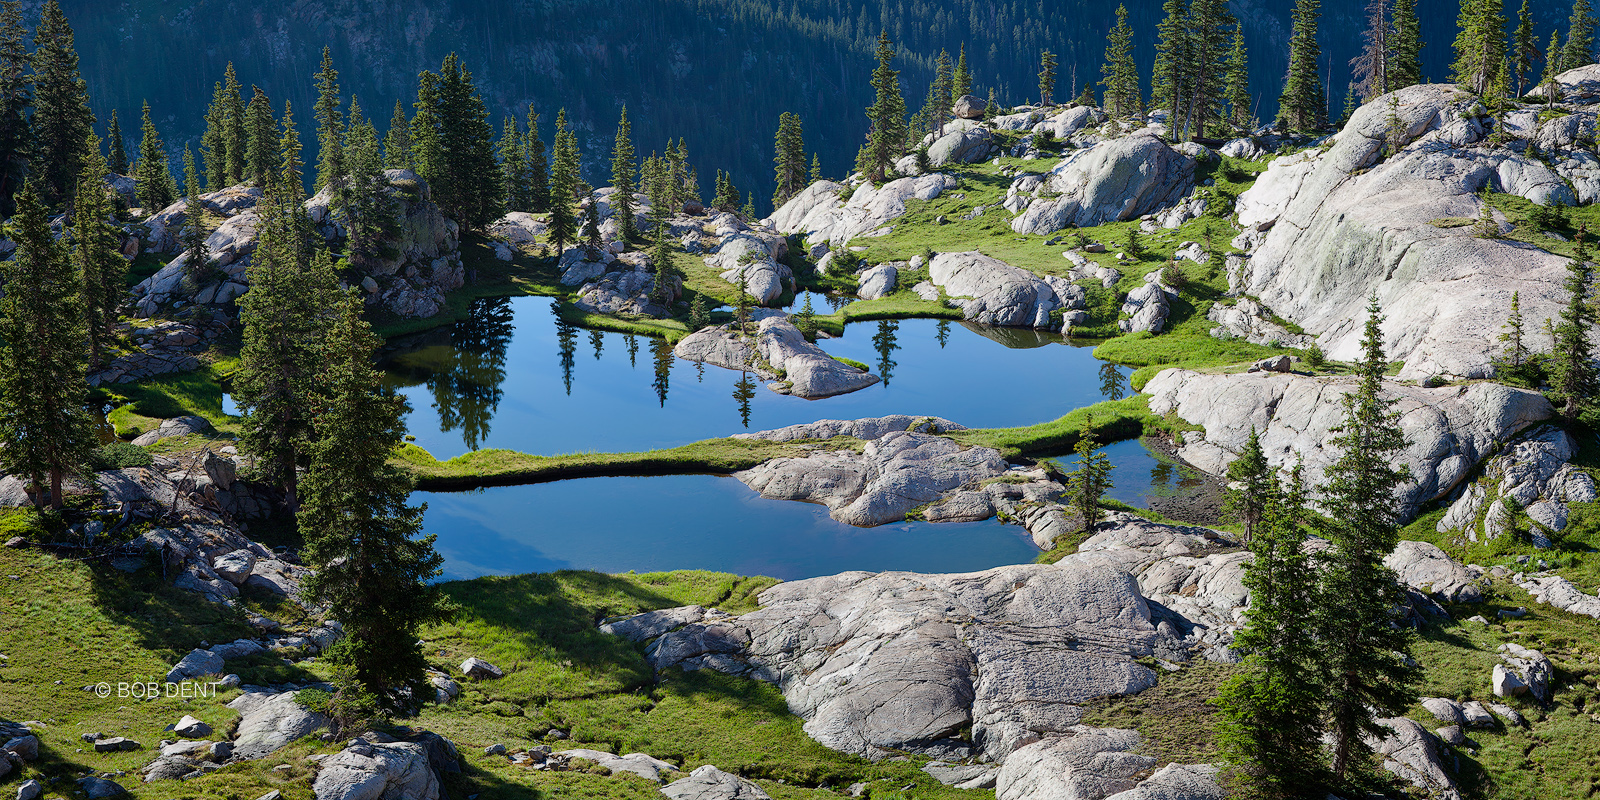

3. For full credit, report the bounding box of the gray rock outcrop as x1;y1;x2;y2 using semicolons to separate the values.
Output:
1119;271;1176;334
674;316;880;399
1496;643;1553;703
928;251;1086;329
708;231;792;305
1436;426;1595;546
660;765;770;800
855;263;898;300
766;174;955;248
1370;718;1462;800
1516;573;1600;620
1010;134;1196;234
312;738;440;800
131;415;214;446
1233;83;1582;380
928;127;996;167
1207;297;1316;348
1384;541;1482;603
1144;368;1553;517
227;691;329;759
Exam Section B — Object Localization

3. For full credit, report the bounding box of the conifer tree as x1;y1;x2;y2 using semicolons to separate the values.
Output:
383;99;411;170
106;110;127;175
1224;428;1272;543
863;30;906;182
1562;0;1596;72
581;193;602;259
712;169;740;213
1279;0;1325;131
546;109;578;255
432;54;502;231
339;97;397;269
1313;297;1418;781
953;43;972;99
235;106;327;511
1512;0;1536;94
524;105;549;213
1351;0;1390;102
201;82;228;190
689;293;710;330
809;153;822;183
30;0;93;207
1065;417;1113;532
1496;290;1529;370
1543;30;1566;103
650;224;676;305
0;0;30;211
740;193;756;220
410;71;443;196
299;285;449;713
611;105;637;241
1152;0;1190;127
1182;0;1238;139
926;49;954;137
0;181;93;509
795;292;816;339
1038;50;1057;106
244;86;277;183
1390;0;1424;90
181;143;212;287
669;138;693;208
133;100;175;211
222;63;246;184
497;116;528;210
1551;227;1597;419
74;132;124;370
772;111;807;208
1213;460;1325;794
1453;0;1507;96
1224;27;1253;131
312;46;344;193
1101;5;1142;119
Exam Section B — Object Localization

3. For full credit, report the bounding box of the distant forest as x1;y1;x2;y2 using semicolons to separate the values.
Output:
64;0;1581;211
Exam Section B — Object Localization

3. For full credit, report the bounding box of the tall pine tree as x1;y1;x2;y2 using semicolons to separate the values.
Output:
431;54;501;231
1512;0;1536;94
1453;0;1507;95
0;181;93;509
772;111;806;208
181;143;212;287
1151;0;1191;128
953;43;972;99
222;63;246;185
133;100;174;211
1390;0;1424;90
312;46;345;193
30;0;93;207
863;30;906;182
1562;0;1597;72
524;105;549;213
547;108;579;254
106;109;127;174
74;132;124;370
338;97;397;269
244;86;277;184
1038;50;1057;106
0;0;30;212
299;285;450;713
497;116;530;211
1181;0;1237;140
611;105;637;241
383;99;411;170
1551;228;1597;419
1101;5;1143;119
1279;0;1325;131
1224;27;1253;131
1313;297;1418;781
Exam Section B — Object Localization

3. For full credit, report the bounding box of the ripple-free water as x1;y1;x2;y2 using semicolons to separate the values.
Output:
383;295;1134;459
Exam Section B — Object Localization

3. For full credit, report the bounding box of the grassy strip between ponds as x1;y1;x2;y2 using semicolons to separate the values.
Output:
947;395;1198;460
395;437;859;491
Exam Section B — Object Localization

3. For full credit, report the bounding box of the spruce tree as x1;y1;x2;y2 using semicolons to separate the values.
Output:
235;107;327;511
581;193;602;259
650;223;676;306
433;54;501;231
181;144;212;287
0;0;30;212
299;285;449;713
1213;460;1326;794
1512;0;1536;94
524;105;549;212
1351;0;1390;102
611;105;637;241
244;86;277;184
1183;0;1238;140
222;62;246;184
1562;0;1596;72
712;169;740;212
1151;0;1191;128
926;49;954;138
1551;227;1597;419
953;43;972;99
772;111;807;208
201;81;228;190
383;99;411;170
1453;0;1507;96
1224;28;1253;131
546;109;578;255
30;0;93;207
1496;290;1529;370
1279;0;1325;131
410;71;444;196
0;181;94;510
1065;417;1113;532
74;133;124;370
338;97;397;269
1543;30;1566;103
863;30;906;182
1038;50;1057;107
809;153;822;183
1101;5;1143;120
497;115;528;210
312;46;344;193
133;100;175;211
1224;428;1272;543
1390;0;1424;90
1313;297;1418;781
106;110;127;174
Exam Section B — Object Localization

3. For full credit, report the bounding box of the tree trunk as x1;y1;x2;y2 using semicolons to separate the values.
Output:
49;467;63;511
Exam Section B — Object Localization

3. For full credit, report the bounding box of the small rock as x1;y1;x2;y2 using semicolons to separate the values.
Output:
1435;725;1466;746
846;784;868;798
173;715;211;738
93;737;141;753
210;741;233;760
1466;615;1489;624
459;656;503;680
1493;663;1528;698
82;732;106;743
16;779;42;800
546;729;568;740
484;744;507;756
76;777;126;799
3;536;25;548
2;736;38;760
1489;702;1526;727
1498;607;1527;619
1462;701;1496;728
256;791;282;800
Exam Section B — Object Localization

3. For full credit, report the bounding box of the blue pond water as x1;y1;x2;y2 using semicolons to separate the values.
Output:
382;295;1135;459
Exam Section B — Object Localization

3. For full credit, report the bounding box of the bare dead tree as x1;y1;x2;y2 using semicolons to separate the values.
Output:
1351;0;1391;102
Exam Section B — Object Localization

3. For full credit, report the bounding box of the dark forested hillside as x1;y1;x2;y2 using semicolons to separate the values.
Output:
66;0;1577;211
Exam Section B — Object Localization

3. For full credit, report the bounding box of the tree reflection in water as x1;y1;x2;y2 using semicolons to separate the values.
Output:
422;296;513;451
589;329;605;360
935;319;950;349
1099;362;1127;402
733;371;756;427
651;336;673;407
624;333;639;367
554;302;578;396
872;319;899;386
